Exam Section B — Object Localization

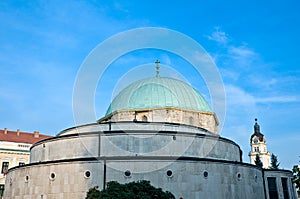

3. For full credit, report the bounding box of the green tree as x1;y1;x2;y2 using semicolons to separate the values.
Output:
86;180;175;199
270;154;280;169
255;154;263;168
86;186;101;199
293;162;300;196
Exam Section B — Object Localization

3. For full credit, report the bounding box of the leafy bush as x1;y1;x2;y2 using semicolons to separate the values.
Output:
86;180;175;199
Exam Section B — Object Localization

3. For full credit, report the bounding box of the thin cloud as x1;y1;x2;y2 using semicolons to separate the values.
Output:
220;68;240;81
225;84;256;108
207;27;228;44
207;28;258;67
226;84;298;106
256;96;297;103
228;45;257;58
227;45;258;68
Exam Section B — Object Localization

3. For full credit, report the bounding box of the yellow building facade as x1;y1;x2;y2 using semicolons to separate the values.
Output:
0;128;51;197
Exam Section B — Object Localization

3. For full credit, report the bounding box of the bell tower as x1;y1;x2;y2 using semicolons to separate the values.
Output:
249;118;271;168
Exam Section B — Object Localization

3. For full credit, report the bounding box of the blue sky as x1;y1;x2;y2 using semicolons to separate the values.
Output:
0;0;299;169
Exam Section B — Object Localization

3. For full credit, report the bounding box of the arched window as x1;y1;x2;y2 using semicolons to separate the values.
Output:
142;115;148;122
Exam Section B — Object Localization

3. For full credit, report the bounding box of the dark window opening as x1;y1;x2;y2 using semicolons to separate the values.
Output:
281;178;289;199
19;162;25;166
124;170;131;177
166;170;173;177
203;171;208;178
85;171;91;178
50;172;56;180
0;185;4;198
267;177;278;199
142;115;148;122
1;162;9;174
25;175;29;182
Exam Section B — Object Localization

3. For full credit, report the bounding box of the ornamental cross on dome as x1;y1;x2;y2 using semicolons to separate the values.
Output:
155;60;160;78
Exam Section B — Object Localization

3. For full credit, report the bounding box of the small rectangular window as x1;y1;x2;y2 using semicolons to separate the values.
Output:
1;162;9;174
267;177;278;199
0;184;4;197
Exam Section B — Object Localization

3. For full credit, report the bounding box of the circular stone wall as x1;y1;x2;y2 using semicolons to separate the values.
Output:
4;159;264;199
30;123;242;164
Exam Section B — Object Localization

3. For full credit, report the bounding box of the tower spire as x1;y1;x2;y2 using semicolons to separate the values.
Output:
155;60;160;78
254;118;261;134
249;118;270;168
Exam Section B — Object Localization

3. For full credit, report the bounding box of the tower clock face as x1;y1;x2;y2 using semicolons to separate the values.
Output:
253;138;258;144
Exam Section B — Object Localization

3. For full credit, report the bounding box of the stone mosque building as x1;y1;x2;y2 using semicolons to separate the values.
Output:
3;63;297;198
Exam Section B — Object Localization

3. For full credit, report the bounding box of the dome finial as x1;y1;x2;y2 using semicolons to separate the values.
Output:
155;60;160;78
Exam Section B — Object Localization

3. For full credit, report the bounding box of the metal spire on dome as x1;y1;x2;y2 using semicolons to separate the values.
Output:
254;118;264;136
254;118;260;134
155;60;160;78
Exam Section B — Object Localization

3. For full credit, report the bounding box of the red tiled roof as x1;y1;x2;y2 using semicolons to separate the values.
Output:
0;129;52;144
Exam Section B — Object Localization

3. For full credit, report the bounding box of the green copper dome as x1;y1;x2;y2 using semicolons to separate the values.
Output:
105;77;212;116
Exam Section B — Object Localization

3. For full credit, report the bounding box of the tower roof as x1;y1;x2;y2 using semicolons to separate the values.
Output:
251;118;264;140
105;77;212;116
